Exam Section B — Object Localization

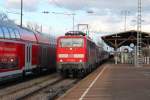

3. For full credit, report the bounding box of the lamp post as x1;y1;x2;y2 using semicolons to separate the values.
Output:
20;0;23;27
42;11;75;31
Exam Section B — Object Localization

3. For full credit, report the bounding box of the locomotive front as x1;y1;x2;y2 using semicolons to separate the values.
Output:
57;31;87;77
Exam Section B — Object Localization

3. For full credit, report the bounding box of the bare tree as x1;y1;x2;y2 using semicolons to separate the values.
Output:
26;22;42;32
0;13;8;21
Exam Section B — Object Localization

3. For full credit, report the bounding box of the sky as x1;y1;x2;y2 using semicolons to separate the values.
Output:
0;0;150;38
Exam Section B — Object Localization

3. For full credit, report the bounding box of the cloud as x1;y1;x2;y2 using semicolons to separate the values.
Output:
75;11;150;33
48;0;150;32
75;14;121;33
49;0;90;10
5;0;39;11
49;0;150;14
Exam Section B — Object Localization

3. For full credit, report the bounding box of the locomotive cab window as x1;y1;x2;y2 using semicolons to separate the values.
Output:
60;38;83;47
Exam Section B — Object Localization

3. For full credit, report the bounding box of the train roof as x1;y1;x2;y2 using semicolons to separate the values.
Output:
19;27;37;42
0;20;37;42
34;32;51;44
65;31;86;36
0;20;55;44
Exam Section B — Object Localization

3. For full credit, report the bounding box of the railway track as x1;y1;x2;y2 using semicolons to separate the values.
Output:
0;73;62;100
0;71;55;89
0;73;78;100
18;79;78;100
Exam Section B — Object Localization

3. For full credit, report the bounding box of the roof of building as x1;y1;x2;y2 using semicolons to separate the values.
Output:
101;30;150;48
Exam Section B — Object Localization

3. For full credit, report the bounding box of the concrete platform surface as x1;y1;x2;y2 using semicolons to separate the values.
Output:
58;64;150;100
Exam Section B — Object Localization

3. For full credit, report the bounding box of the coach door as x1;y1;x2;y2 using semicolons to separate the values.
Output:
25;43;32;71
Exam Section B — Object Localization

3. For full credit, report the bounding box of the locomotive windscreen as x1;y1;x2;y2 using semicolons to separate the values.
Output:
60;38;83;47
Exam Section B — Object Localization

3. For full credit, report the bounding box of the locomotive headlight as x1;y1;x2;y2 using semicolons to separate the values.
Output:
10;58;14;62
79;59;83;62
60;59;63;62
74;54;84;58
58;54;68;58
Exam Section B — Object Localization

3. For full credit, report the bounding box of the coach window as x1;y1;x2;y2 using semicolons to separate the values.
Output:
8;28;16;39
2;27;10;38
15;29;21;39
0;27;4;38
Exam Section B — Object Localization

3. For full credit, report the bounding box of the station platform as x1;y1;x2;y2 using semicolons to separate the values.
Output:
58;64;150;100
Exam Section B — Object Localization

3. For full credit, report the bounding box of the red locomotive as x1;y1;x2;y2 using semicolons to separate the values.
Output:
57;31;108;78
0;20;56;81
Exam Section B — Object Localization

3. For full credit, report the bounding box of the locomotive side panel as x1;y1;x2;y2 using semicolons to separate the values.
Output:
86;39;97;67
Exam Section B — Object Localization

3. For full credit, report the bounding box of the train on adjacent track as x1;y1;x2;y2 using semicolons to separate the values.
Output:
57;31;109;78
0;20;56;81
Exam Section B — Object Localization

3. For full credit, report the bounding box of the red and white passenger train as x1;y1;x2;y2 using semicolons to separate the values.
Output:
57;31;109;78
0;20;56;81
0;19;109;81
